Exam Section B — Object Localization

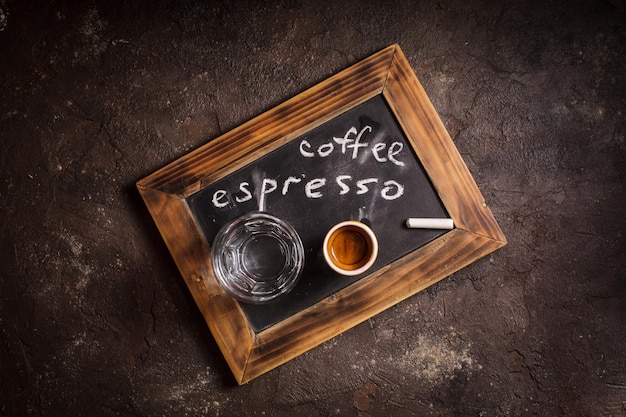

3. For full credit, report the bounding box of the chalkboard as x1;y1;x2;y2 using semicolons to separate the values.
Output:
188;95;449;331
139;44;506;384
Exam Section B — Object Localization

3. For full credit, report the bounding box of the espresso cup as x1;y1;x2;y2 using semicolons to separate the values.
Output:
322;220;378;276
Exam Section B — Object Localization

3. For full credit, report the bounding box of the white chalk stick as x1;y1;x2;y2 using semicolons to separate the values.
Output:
406;218;454;230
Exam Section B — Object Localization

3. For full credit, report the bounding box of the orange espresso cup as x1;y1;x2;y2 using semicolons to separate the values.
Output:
322;220;378;276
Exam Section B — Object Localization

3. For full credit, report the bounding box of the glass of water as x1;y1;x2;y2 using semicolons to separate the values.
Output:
211;212;305;304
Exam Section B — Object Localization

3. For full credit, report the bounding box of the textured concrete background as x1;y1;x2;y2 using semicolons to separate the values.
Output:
1;0;625;416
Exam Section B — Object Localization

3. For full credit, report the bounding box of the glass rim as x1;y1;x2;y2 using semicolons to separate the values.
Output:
210;211;305;304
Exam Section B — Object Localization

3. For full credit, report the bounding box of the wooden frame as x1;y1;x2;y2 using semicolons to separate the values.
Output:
137;44;506;384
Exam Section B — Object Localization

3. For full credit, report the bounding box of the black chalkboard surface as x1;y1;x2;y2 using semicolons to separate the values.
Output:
188;95;449;331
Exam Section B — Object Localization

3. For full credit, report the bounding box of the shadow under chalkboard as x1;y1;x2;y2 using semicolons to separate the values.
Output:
188;95;449;332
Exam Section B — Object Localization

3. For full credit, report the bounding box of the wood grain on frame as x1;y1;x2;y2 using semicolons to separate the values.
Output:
137;44;506;384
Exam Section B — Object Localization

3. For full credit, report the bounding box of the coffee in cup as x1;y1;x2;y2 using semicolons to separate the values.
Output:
322;220;378;276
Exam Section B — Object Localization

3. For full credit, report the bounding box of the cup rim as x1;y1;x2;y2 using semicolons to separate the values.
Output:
322;220;379;276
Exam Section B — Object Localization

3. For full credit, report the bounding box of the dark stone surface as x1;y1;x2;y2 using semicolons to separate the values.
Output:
1;0;624;416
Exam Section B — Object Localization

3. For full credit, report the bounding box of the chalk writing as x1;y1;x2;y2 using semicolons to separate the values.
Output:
299;125;405;166
210;124;406;210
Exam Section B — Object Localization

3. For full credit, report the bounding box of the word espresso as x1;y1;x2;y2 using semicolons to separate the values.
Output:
210;125;407;210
